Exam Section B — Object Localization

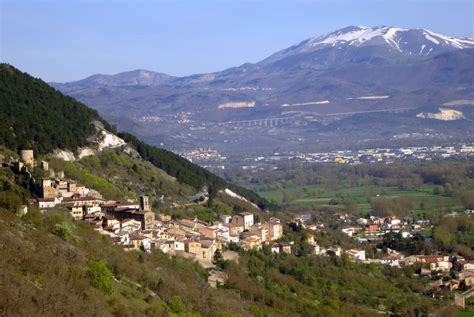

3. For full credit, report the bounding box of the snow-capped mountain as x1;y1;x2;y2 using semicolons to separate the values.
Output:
54;25;473;137
263;26;474;64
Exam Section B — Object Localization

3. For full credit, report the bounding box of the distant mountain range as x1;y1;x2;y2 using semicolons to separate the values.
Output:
52;26;474;155
52;69;175;88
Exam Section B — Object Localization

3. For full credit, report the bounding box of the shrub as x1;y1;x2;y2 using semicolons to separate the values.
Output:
88;260;114;294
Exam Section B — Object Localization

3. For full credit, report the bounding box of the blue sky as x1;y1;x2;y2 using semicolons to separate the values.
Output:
1;0;473;82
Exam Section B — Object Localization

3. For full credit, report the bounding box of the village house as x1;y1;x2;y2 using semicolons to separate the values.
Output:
232;212;254;230
365;223;379;233
103;202;155;230
263;218;283;240
326;245;342;257
198;227;217;240
271;243;281;254
225;223;244;236
38;197;62;209
240;235;261;251
345;249;366;262
184;239;202;259
249;224;269;243
200;239;216;262
381;254;404;267
68;206;84;220
341;226;359;237
280;242;292;254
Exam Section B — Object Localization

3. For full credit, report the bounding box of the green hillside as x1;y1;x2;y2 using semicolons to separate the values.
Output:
0;63;269;208
120;133;271;209
0;64;108;154
49;148;194;203
0;154;444;316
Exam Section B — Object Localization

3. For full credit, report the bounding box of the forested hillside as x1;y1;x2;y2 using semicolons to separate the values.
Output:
0;64;269;208
0;64;108;154
120;133;271;209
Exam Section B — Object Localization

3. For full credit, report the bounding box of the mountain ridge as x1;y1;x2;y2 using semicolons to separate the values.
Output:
49;26;474;155
264;26;474;62
54;25;474;88
52;69;175;89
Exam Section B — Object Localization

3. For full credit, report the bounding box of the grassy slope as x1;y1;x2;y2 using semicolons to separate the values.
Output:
49;148;195;204
0;208;263;316
0;207;444;317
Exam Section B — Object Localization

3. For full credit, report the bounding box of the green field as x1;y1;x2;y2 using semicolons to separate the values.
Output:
456;311;474;317
257;184;460;214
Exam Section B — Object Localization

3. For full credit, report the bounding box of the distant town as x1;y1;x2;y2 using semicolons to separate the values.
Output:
179;144;474;170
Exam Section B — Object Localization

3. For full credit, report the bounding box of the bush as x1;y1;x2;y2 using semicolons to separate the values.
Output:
51;222;76;240
168;295;187;314
88;260;114;294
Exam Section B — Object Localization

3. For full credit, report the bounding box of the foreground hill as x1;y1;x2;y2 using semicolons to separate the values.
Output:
0;64;109;154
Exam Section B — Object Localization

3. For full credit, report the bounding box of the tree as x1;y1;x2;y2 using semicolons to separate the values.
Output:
213;249;230;270
432;186;444;195
88;260;114;294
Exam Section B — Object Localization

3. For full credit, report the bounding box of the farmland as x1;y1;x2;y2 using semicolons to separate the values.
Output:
257;184;460;215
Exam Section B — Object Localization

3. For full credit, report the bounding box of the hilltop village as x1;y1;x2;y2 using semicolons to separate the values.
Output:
8;150;284;270
6;149;474;302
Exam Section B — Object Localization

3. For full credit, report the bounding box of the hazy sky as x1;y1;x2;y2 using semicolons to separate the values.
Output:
1;0;473;82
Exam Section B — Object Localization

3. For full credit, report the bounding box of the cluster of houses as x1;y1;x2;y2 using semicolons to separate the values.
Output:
291;212;474;300
11;152;284;267
36;175;285;266
378;251;474;294
80;208;285;267
94;211;284;263
335;212;473;291
335;212;431;243
34;171;286;264
247;144;474;167
287;215;368;262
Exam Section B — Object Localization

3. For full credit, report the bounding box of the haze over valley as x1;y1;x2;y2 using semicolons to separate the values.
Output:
52;26;474;161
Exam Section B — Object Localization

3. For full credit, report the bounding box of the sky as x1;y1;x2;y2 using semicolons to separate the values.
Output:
1;0;473;82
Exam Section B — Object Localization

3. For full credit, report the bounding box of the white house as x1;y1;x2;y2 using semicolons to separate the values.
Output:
345;249;366;261
38;197;61;209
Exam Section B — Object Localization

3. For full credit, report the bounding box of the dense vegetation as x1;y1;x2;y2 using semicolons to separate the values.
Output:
120;133;272;209
0;204;446;316
0;64;110;154
226;248;439;316
0;208;256;316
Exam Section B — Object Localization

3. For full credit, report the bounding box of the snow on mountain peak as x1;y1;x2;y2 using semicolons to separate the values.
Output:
303;26;474;55
307;26;406;48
